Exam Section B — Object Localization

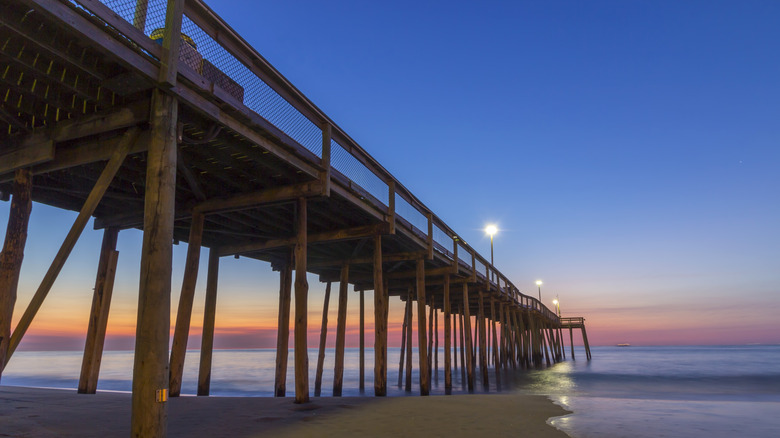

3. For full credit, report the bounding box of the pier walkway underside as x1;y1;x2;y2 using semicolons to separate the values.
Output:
0;0;588;435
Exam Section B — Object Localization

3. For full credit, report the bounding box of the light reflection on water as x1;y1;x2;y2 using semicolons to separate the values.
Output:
5;346;780;437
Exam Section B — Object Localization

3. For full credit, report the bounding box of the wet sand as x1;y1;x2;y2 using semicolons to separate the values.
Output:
0;385;570;437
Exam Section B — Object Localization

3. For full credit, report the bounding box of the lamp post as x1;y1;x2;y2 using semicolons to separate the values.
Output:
485;225;497;266
552;296;560;317
536;280;542;303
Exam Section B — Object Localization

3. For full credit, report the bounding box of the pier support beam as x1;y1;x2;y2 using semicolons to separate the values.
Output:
443;274;452;394
373;235;387;396
197;250;219;396
0;168;32;379
359;289;365;391
398;297;410;387
274;254;293;396
333;264;349;396
405;288;413;392
415;258;429;396
462;284;474;391
314;282;331;397
169;212;204;397
78;228;120;394
293;197;309;403
131;87;178;437
478;289;489;388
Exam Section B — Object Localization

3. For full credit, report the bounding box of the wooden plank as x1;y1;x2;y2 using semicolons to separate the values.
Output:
194;181;322;215
313;282;331;397
293;197;309;403
415;258;429;396
1;131;151;186
78;228;119;394
6;128;139;362
131;88;177;437
197;249;220;396
168;212;205;397
274;255;293;397
332;264;349;396
0;169;32;376
372;235;387;396
0;141;54;175
219;223;386;257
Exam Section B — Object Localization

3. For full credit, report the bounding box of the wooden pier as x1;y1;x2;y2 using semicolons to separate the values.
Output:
0;0;590;435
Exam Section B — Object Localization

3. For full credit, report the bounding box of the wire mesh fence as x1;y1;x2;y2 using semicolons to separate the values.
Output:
78;1;520;292
331;140;388;206
395;195;428;237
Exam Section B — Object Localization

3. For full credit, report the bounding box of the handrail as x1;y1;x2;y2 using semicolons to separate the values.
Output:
70;0;559;320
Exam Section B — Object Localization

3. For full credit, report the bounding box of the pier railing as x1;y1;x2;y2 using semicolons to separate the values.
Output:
62;0;559;322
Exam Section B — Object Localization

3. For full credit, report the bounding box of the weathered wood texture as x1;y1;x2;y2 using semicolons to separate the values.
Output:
314;282;331;397
416;258;429;396
197;249;219;396
0;169;31;378
131;89;177;438
169;212;205;397
294;197;309;403
333;265;349;396
274;255;293;397
78;227;119;394
373;235;387;396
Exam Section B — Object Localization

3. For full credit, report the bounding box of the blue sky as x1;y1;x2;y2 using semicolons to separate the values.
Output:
2;0;778;348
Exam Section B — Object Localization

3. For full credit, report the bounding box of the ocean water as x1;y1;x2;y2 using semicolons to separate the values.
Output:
514;345;780;438
3;345;780;437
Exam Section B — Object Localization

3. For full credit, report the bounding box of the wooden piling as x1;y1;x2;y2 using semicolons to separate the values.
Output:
405;288;413;392
477;289;489;388
0;168;32;378
434;298;439;384
197;249;220;396
314;282;331;397
373;235;387;396
78;228;119;394
443;275;451;393
415;258;429;396
398;297;409;387
274;255;293;397
427;296;434;378
293;197;309;403
333;265;349;396
462;283;474;391
131;87;177;437
569;327;575;360
169;212;205;397
582;325;592;360
359;289;365;391
490;297;500;388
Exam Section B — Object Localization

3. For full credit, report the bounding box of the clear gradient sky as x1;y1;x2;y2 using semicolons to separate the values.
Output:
2;0;779;351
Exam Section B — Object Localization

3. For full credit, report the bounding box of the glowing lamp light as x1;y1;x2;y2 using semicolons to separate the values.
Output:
536;280;543;286
485;224;498;236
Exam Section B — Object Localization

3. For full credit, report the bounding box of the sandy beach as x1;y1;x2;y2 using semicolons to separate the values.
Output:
0;385;570;437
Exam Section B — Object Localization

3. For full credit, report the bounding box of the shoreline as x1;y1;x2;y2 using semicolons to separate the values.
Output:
0;385;571;437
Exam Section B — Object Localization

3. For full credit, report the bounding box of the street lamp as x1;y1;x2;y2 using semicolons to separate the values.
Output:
552;296;560;317
485;224;497;266
536;280;542;303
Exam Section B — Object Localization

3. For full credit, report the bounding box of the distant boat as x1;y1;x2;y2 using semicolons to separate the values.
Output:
617;343;631;347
